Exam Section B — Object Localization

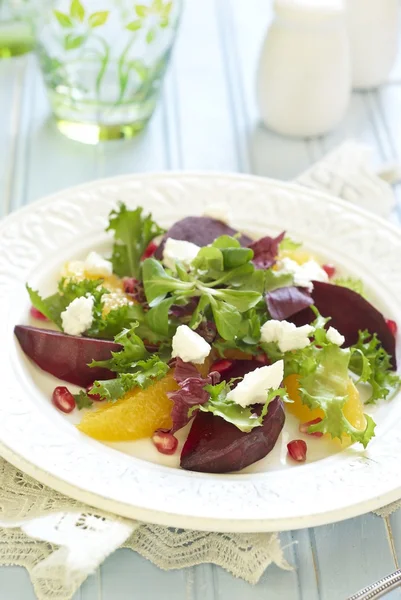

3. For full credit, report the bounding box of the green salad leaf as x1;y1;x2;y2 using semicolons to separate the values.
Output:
90;358;169;401
262;312;376;447
107;203;164;278
334;277;365;296
279;237;302;252
90;323;149;372
74;390;94;410
349;330;401;403
192;381;287;433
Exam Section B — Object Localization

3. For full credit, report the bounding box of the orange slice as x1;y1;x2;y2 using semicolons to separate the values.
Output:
284;374;365;444
77;372;178;441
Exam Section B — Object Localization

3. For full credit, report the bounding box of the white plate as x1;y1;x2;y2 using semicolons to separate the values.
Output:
1;172;401;533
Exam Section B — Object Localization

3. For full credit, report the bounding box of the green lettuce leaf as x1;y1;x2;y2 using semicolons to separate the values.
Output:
334;277;365;296
349;330;400;403
90;323;149;372
91;357;169;401
107;203;164;278
73;390;93;410
192;381;287;433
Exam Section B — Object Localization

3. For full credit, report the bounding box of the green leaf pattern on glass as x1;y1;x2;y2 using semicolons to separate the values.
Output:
51;0;175;103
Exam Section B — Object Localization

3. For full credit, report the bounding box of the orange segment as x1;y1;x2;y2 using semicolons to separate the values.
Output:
284;374;366;443
77;372;178;441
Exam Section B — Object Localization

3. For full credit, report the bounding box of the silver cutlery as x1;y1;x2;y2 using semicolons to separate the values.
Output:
347;569;401;599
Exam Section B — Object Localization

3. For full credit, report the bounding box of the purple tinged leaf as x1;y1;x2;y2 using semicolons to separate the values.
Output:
265;286;313;320
248;232;285;270
154;216;252;259
167;358;221;432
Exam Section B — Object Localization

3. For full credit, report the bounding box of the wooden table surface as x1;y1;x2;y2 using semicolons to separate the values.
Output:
1;1;401;598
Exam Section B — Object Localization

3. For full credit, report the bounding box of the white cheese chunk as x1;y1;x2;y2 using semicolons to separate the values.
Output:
203;202;231;224
276;257;328;291
261;319;314;352
171;324;211;364
226;361;284;408
163;238;201;271
326;326;345;346
84;251;113;277
61;295;94;336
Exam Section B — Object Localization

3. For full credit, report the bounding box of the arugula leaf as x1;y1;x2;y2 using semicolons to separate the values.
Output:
349;330;400;403
212;289;262;312
107;203;164;278
210;297;242;341
74;390;93;410
221;247;254;269
192;246;224;272
212;235;241;249
145;297;175;336
142;258;193;304
334;277;365;296
189;294;210;329
91;357;169;400
194;382;287;433
279;237;302;252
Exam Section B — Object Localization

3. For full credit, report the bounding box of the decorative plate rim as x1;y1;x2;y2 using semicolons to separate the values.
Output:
1;170;401;532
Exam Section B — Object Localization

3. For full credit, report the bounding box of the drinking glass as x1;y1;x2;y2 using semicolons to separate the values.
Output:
35;0;181;143
0;0;35;57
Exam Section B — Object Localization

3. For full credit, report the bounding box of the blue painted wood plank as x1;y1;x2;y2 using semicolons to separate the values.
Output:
100;548;191;600
167;0;239;171
0;565;37;600
311;514;396;600
0;56;27;217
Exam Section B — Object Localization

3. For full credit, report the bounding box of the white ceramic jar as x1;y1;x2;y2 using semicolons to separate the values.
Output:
346;0;399;89
257;0;351;138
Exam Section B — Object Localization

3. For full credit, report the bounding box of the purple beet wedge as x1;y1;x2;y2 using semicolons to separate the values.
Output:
180;397;285;473
289;281;397;368
14;325;120;387
154;216;252;259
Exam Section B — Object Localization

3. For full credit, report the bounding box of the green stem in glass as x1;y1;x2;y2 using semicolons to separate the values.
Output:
116;33;137;104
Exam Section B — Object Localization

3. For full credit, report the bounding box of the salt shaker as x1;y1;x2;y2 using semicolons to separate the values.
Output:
256;0;351;138
346;0;399;89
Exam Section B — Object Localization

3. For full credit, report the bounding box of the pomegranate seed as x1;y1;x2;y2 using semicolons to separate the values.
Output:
30;306;48;321
287;439;307;463
299;418;323;437
210;359;233;374
122;277;139;295
52;386;76;414
322;264;336;279
255;353;269;365
142;241;158;260
386;319;398;337
86;385;102;402
152;430;178;455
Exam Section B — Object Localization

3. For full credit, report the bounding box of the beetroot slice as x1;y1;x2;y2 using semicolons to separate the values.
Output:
289;282;397;368
180;398;285;473
14;325;119;387
154;216;252;259
218;359;263;385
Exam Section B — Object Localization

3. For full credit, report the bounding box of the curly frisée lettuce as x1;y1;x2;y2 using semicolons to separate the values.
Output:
107;203;164;279
349;330;401;404
262;312;377;446
193;382;288;433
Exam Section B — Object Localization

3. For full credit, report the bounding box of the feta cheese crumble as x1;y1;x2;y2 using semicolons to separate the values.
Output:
261;319;314;352
326;326;345;346
61;295;94;336
276;257;328;291
203;202;231;224
163;238;201;271
227;361;284;408
171;325;211;364
84;251;113;277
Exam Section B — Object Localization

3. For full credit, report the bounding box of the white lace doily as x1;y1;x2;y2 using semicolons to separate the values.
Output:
0;140;398;600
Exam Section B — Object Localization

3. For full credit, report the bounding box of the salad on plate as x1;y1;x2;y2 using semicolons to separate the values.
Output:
15;203;400;473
